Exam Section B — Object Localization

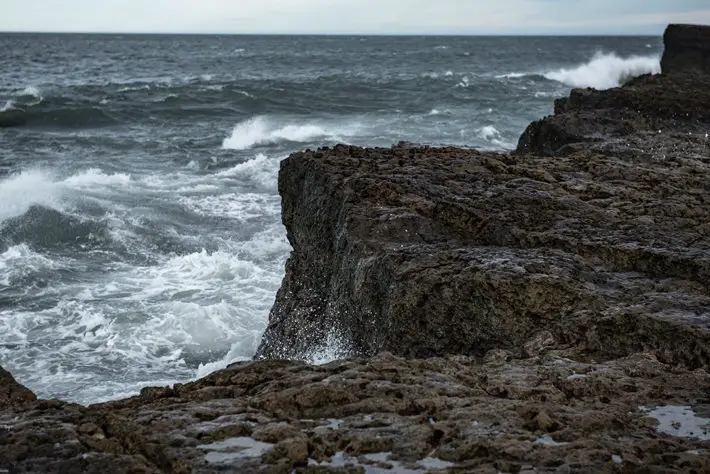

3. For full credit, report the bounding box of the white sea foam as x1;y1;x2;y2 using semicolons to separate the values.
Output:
0;244;57;287
496;72;527;79
18;85;43;100
222;116;359;150
1;100;15;112
179;193;280;220
62;168;132;189
117;84;151;93
544;52;660;90
0;170;63;223
215;153;281;189
475;125;515;150
1;238;287;403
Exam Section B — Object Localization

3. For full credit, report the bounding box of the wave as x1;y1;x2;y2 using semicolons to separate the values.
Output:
477;125;514;150
222;116;360;150
543;52;660;90
18;86;44;101
0;170;63;224
0;103;117;129
497;52;660;90
0;205;110;251
0;243;57;287
1;100;15;112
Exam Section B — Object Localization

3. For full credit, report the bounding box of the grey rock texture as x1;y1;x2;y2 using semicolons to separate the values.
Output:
256;127;710;365
2;353;710;473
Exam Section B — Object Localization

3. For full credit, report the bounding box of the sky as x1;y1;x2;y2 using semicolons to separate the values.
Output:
1;0;709;35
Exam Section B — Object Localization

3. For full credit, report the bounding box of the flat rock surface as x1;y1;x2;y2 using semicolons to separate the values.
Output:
2;352;710;473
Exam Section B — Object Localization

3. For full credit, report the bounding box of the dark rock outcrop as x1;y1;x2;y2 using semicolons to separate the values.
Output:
256;122;710;365
0;365;36;410
661;23;710;75
516;72;710;156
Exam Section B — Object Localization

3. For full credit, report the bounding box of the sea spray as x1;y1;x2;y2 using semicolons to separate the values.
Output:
544;52;660;89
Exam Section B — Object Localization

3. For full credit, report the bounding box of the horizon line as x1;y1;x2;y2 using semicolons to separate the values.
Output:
0;30;662;37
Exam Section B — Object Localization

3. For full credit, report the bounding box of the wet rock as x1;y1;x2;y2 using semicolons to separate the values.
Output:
3;354;710;472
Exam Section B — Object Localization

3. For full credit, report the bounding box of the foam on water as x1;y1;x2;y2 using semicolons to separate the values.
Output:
0;243;57;287
0;154;289;403
1;100;15;112
222;116;360;150
0;170;63;223
476;125;514;149
18;85;43;100
178;193;280;220
62;168;133;189
215;153;281;189
1;242;286;403
544;52;660;90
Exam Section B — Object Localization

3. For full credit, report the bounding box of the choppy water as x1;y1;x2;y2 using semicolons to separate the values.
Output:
0;33;662;404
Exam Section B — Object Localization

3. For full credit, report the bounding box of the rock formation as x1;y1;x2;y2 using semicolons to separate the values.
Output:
661;23;710;75
2;23;710;473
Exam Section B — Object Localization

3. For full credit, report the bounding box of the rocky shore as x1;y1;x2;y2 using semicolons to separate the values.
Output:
2;24;709;473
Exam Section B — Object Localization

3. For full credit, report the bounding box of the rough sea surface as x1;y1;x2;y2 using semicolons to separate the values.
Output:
0;34;662;404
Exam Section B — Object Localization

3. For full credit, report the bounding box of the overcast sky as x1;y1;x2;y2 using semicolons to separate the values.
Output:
1;0;708;35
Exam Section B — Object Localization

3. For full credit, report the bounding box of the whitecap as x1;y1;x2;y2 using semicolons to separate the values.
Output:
117;84;151;93
476;125;514;150
221;116;359;150
178;193;280;220
215;153;281;189
62;168;132;189
456;76;470;88
0;170;62;223
496;72;527;79
543;52;660;90
1;100;15;112
18;85;43;100
0;243;57;286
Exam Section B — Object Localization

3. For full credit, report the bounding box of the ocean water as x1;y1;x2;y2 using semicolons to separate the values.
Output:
0;34;662;404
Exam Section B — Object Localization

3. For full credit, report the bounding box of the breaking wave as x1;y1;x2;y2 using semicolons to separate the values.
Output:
543;52;660;90
222;116;360;150
499;52;660;90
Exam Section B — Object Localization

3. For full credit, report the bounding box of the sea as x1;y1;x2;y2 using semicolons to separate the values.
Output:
0;34;662;405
